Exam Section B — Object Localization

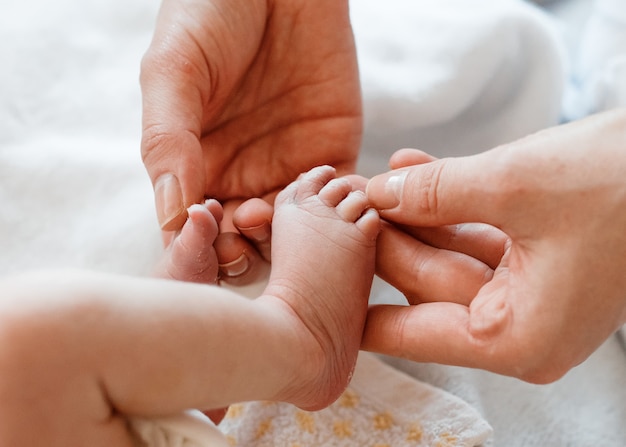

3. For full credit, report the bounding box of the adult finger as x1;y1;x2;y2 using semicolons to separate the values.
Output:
215;232;270;287
388;148;437;168
375;222;493;305
364;241;595;383
140;46;206;231
361;288;563;382
141;0;271;231
396;222;508;270
362;301;526;377
213;197;273;286
366;150;518;230
232;196;275;263
383;148;508;267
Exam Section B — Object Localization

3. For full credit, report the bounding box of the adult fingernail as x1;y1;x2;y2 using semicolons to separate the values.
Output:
219;253;250;277
155;173;184;229
366;170;407;210
239;222;271;243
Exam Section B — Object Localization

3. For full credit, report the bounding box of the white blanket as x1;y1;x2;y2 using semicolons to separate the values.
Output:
131;352;492;447
1;0;625;446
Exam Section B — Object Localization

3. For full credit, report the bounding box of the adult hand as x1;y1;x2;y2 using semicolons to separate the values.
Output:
369;149;508;306
363;110;626;383
140;0;361;234
141;0;361;284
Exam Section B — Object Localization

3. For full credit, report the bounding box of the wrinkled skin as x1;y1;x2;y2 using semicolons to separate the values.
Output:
364;110;626;383
140;0;361;232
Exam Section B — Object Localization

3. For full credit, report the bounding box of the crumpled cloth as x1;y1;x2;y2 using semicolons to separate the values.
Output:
130;353;492;447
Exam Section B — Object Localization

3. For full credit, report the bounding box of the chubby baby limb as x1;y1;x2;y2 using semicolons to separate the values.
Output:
0;166;379;446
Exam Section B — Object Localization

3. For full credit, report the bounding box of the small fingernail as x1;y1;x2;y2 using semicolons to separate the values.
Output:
155;173;184;229
366;170;407;210
240;222;271;243
219;253;250;277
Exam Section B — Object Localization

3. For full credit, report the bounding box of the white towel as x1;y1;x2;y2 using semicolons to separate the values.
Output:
566;0;626;118
130;353;492;447
351;0;566;177
130;411;229;447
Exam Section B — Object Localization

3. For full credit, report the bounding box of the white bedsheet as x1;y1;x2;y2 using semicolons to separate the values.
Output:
1;0;625;446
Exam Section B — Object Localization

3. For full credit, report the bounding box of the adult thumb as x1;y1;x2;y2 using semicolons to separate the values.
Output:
141;124;205;232
366;151;510;228
140;50;206;232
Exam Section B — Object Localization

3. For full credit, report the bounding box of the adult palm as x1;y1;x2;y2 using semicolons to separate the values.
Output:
141;0;362;230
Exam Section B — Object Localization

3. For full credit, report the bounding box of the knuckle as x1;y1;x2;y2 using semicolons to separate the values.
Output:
140;44;196;84
465;294;578;383
141;125;198;172
140;40;214;104
411;161;445;217
388;309;413;359
141;124;175;163
398;248;434;305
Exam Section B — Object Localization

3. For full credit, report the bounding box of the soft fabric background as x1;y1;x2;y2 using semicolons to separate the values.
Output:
1;0;625;446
